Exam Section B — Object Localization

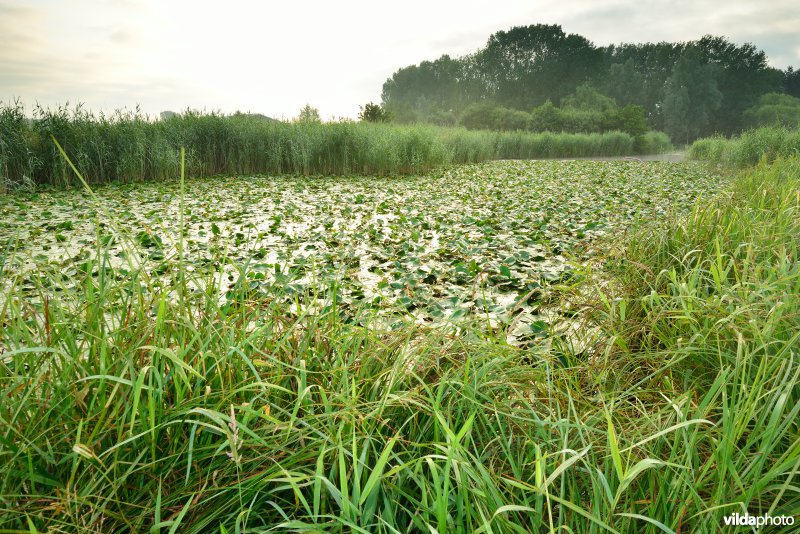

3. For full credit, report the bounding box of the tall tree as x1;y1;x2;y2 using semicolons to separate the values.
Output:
663;47;722;143
382;55;471;123
475;24;602;108
379;24;784;135
602;42;684;130
785;67;800;98
601;59;646;108
695;35;782;133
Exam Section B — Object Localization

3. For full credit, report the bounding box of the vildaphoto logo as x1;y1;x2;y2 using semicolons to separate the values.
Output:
722;512;795;528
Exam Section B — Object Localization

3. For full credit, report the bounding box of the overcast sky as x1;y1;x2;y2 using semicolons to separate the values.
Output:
1;0;798;120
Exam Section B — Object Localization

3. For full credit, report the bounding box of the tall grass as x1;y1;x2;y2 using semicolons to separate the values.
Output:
590;157;800;528
637;130;673;155
0;101;665;190
689;126;800;167
1;134;797;529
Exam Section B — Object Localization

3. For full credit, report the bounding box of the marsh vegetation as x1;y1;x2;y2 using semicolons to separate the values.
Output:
2;132;798;530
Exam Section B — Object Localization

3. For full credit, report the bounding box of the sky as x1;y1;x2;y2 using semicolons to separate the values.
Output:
1;0;799;120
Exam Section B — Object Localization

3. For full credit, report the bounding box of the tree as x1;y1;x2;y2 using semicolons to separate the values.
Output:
358;102;393;123
529;101;562;132
602;42;685;130
561;84;616;112
377;24;782;135
602;59;646;107
381;55;470;123
295;104;321;123
612;105;649;137
476;24;602;108
459;102;499;130
695;35;782;133
742;93;800;128
662;47;722;143
785;67;800;98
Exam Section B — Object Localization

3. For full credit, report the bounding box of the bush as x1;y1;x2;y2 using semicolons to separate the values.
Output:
637;131;673;154
358;102;393;123
611;105;649;138
558;108;605;133
459;102;499;130
492;107;531;131
529;101;562;132
459;103;530;131
742;92;800;128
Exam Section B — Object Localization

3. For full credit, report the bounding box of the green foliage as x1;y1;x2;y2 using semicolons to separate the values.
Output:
663;46;723;144
637;130;673;154
524;94;657;152
742;92;800;128
610;105;649;137
491;130;635;157
785;66;800;98
382;26;784;136
2;150;798;531
561;84;617;113
687;134;728;162
555;107;606;134
459;88;653;148
491;107;531;131
0;99;35;193
459;103;529;131
0;101;662;191
528;100;561;132
690;126;800;167
458;101;500;130
608;105;650;150
294;104;321;123
427;109;457;127
358;102;393;123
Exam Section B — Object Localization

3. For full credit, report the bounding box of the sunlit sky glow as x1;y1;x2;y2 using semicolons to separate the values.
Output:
1;0;798;120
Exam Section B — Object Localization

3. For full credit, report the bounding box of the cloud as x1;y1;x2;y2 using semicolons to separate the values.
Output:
109;28;139;45
2;0;799;118
0;3;44;55
430;29;495;54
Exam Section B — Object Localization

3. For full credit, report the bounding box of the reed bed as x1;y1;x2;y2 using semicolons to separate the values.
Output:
0;101;657;191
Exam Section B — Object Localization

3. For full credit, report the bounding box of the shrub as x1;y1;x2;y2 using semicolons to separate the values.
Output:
637;131;673;154
358;102;393;123
742;92;800;128
529;101;562;132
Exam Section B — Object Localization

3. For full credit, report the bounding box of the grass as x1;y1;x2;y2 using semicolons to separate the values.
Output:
0;101;671;191
1;144;798;530
689;126;800;167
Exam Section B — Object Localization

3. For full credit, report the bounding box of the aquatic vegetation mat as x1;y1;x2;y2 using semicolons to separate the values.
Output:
1;160;723;340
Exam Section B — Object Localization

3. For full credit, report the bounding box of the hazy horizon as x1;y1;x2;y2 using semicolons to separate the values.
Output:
2;0;799;120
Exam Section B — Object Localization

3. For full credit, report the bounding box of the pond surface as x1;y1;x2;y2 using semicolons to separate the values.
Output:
0;160;724;342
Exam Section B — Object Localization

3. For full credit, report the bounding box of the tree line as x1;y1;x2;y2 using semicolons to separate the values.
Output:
379;24;799;142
